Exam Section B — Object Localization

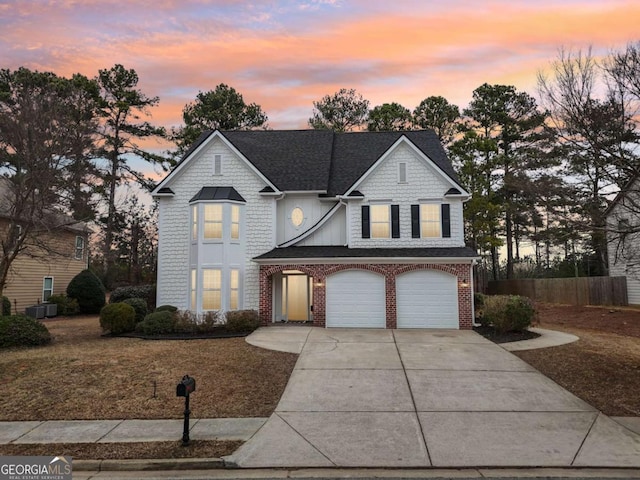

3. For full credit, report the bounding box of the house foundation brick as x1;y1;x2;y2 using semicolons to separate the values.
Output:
259;262;474;329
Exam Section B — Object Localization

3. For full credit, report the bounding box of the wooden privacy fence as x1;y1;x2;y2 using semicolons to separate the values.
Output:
487;276;628;306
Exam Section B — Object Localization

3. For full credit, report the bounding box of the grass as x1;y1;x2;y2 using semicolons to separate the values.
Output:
0;315;298;421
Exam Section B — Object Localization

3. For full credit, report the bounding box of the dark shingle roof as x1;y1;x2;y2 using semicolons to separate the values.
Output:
165;129;461;195
253;245;478;260
189;186;245;203
223;130;335;191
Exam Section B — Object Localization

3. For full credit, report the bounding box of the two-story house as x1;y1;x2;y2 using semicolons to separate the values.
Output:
151;130;477;329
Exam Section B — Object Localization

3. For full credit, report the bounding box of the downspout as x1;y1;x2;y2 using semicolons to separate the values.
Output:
339;197;349;247
471;258;480;327
272;193;285;248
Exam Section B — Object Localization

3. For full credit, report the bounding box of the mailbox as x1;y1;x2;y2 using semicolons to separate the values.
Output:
176;375;196;397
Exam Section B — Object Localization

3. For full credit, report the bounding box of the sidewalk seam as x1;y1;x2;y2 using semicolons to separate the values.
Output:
95;419;124;443
391;330;432;466
571;411;600;465
276;412;337;466
8;421;44;444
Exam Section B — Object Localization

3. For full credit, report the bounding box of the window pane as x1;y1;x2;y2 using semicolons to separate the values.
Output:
204;223;222;239
231;205;240;223
44;277;53;289
422;222;441;237
371;205;389;222
203;269;221;289
203;290;221;310
190;291;196;310
204;204;222;221
230;269;239;289
230;290;238;310
372;223;390;238
231;223;239;239
191;206;198;240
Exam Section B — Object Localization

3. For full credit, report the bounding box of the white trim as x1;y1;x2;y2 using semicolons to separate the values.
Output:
344;136;470;198
254;256;478;265
151;131;280;196
282;190;327;194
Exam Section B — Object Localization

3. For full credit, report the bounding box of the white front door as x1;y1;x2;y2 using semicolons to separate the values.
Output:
325;270;386;328
396;270;459;328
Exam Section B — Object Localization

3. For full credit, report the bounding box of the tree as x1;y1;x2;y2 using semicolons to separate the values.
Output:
413;96;461;144
172;84;268;155
538;48;639;275
367;102;412;131
308;88;369;132
95;64;165;275
463;83;550;279
0;67;98;299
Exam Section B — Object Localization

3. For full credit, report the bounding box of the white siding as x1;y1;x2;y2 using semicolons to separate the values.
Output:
156;137;272;310
298;206;347;246
276;195;335;244
606;181;640;305
348;143;465;248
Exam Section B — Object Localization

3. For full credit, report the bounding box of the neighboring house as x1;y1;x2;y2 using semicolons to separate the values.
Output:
0;218;89;314
151;130;478;329
606;176;640;306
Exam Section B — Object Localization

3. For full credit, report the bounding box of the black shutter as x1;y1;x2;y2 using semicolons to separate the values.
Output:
441;203;451;238
411;205;420;238
361;205;370;238
391;205;400;238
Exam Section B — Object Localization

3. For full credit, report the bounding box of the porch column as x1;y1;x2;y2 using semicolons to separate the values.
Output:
258;266;272;325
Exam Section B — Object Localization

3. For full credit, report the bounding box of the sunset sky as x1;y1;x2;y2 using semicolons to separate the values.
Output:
2;0;639;137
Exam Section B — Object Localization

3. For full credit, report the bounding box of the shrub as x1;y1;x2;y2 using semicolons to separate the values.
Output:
2;296;11;316
0;314;51;348
122;297;148;323
226;309;261;333
110;285;156;310
99;303;136;335
474;292;486;310
482;295;536;333
172;310;222;334
155;305;178;313
47;294;80;316
137;311;175;335
67;270;106;314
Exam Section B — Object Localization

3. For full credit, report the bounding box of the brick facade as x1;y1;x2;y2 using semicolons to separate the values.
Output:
259;263;474;330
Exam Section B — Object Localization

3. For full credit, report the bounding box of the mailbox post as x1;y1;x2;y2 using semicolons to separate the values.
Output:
176;375;196;446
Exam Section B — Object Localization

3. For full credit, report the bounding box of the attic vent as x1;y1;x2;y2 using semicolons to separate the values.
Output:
398;162;407;183
213;154;222;175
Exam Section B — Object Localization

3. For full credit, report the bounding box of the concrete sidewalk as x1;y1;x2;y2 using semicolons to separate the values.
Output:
0;418;266;444
230;327;640;468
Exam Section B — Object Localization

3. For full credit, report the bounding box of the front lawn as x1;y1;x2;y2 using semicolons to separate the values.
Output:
514;303;640;416
0;315;298;421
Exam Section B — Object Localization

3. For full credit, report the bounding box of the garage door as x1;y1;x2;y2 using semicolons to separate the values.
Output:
396;270;458;328
326;270;386;328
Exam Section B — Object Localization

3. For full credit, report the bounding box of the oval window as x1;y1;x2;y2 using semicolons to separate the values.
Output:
291;207;304;227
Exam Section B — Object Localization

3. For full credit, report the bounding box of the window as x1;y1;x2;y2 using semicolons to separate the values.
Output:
213;154;222;175
190;269;197;310
370;205;390;238
43;277;53;302
291;207;304;228
75;236;85;260
421;204;441;237
231;205;240;240
230;269;239;309
204;204;223;239
191;205;198;241
362;205;399;239
398;162;407;183
411;203;451;238
202;269;221;310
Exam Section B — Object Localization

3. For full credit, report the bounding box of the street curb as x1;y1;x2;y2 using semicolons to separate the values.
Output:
73;457;225;471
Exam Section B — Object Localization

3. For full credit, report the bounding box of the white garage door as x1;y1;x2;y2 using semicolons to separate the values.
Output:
396;270;459;328
326;270;386;328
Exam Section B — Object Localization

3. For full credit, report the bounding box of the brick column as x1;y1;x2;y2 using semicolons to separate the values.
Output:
385;273;397;329
458;264;473;330
258;266;272;325
313;275;326;327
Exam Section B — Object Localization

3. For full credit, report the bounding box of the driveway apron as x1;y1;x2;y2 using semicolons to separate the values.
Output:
228;328;640;468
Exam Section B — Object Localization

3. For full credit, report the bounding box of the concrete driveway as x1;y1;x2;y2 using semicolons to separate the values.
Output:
227;327;640;468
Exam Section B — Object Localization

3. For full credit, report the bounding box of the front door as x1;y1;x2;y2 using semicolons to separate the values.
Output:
282;272;312;322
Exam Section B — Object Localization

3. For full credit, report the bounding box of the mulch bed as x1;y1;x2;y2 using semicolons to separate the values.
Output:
0;440;241;460
473;325;540;343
